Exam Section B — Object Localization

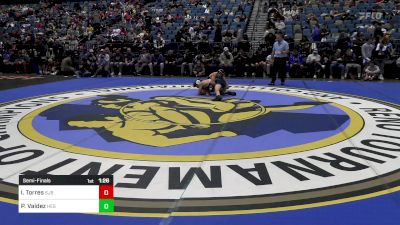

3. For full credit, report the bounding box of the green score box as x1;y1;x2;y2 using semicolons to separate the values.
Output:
99;199;114;213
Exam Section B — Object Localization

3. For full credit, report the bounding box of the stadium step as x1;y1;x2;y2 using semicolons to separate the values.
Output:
246;0;269;48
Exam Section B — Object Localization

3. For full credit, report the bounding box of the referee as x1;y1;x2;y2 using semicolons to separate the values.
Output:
269;31;289;86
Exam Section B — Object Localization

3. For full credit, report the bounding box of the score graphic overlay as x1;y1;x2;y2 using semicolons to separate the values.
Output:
18;175;114;213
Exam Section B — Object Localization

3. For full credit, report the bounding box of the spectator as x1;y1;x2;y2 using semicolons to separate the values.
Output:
274;17;286;31
282;7;293;22
363;60;381;81
60;52;77;76
193;60;205;77
43;48;55;75
238;34;251;53
264;32;276;49
374;35;393;79
135;48;154;76
330;49;345;79
194;53;205;65
124;48;135;75
219;47;234;76
311;24;322;42
94;49;110;77
153;50;165;76
336;32;351;52
320;25;330;41
203;52;218;75
251;48;268;78
361;38;375;64
86;49;97;75
144;11;152;30
352;32;365;59
234;49;250;77
289;48;305;78
77;49;92;77
181;49;195;76
198;36;211;54
153;32;165;51
165;49;177;76
214;23;222;42
306;49;322;79
110;48;124;77
343;48;362;79
373;21;384;40
15;50;30;74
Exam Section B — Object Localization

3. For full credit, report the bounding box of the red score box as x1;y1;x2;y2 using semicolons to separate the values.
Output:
99;185;114;199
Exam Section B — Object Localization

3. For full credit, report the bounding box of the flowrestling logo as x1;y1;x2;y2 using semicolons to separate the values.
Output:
0;85;399;216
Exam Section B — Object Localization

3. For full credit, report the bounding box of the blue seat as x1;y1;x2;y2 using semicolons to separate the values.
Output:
392;32;400;39
330;28;339;33
303;29;311;36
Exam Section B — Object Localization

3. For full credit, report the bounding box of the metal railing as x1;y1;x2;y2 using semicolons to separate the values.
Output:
7;39;400;58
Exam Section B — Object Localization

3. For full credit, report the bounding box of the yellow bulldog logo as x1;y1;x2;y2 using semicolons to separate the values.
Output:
67;96;321;147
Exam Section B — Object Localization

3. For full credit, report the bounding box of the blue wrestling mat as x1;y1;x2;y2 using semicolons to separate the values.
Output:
0;77;399;225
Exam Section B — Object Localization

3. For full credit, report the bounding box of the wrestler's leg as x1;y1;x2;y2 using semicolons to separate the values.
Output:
213;84;223;101
214;84;222;96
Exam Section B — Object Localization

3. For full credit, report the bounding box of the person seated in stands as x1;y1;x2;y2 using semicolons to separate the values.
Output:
311;24;322;43
181;49;195;76
2;49;16;73
110;48;124;77
77;49;92;77
165;49;177;76
124;48;135;75
15;50;30;74
251;48;268;78
153;50;165;76
306;49;322;79
43;48;56;76
153;32;165;51
135;48;154;76
193;60;206;77
361;38;375;65
198;35;211;54
299;36;311;55
61;52;77;76
234;49;251;77
94;49;110;77
238;34;251;53
336;32;352;52
343;48;362;79
219;47;234;76
352;32;365;58
320;25;330;41
329;49;345;79
363;60;381;81
374;35;393;80
274;16;286;31
289;48;305;78
86;49;97;75
264;30;276;49
194;53;205;65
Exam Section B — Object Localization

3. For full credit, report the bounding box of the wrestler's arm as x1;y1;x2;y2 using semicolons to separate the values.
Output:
222;74;229;89
210;72;216;86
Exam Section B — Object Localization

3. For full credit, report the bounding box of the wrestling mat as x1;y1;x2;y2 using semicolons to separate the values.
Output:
0;76;399;225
